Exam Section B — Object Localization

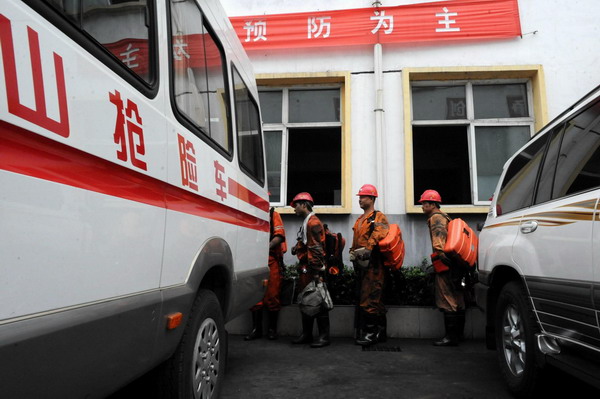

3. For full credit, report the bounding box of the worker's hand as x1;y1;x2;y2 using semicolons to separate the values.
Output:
358;249;371;261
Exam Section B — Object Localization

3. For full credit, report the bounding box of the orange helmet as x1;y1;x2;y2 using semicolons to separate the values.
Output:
356;184;378;197
419;189;442;203
290;192;314;207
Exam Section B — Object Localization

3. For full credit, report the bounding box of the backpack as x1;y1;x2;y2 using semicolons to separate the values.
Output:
368;211;405;271
437;213;478;269
323;224;345;273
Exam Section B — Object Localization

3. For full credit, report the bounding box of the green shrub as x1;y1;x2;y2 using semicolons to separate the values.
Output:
281;260;435;307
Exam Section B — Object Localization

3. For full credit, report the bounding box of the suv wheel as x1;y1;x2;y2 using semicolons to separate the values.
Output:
495;281;543;397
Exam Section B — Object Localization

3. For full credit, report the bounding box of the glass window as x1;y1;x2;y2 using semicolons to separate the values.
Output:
170;0;231;152
412;86;466;120
473;84;529;118
289;89;340;123
534;124;564;204
475;126;530;202
233;68;264;184
43;0;154;83
259;91;283;123
413;126;471;204
496;135;549;215
411;81;534;206
260;86;343;207
552;101;600;197
265;131;283;203
288;128;341;205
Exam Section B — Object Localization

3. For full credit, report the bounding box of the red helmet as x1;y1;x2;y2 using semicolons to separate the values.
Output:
290;192;314;207
356;184;378;197
419;189;442;203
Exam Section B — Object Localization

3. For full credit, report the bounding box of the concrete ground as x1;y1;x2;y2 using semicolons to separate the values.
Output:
221;335;511;399
221;334;599;399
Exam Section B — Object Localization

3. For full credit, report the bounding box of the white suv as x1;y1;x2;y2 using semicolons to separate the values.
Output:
477;85;600;396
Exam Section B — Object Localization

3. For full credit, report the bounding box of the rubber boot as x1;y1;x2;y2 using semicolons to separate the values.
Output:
310;312;330;348
292;313;314;344
433;312;459;346
244;310;263;341
356;313;380;347
457;310;466;342
266;311;279;340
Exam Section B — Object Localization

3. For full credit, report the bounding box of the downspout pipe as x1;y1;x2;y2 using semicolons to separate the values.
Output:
374;42;385;211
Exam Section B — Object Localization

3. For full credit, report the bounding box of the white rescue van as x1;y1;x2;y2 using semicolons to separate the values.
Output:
0;1;269;397
477;85;600;396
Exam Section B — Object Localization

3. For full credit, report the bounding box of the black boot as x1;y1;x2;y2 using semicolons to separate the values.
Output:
266;311;279;340
292;313;314;344
356;313;381;347
310;312;330;348
244;310;263;341
457;310;465;342
433;312;459;346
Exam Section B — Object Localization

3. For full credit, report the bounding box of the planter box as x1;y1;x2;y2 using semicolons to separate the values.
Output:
226;305;485;339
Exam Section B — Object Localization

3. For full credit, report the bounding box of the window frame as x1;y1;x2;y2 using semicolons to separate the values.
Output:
403;66;548;214
257;72;352;214
25;0;159;98
232;64;265;185
166;0;234;160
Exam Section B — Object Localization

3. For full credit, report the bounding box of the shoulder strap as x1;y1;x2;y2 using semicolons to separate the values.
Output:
368;210;378;237
432;211;452;222
269;207;275;238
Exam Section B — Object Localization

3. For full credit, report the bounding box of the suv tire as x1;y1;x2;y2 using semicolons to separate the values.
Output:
495;281;543;398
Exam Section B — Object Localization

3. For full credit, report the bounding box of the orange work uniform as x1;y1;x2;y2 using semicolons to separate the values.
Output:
251;209;286;312
351;210;389;316
427;211;465;313
294;213;326;293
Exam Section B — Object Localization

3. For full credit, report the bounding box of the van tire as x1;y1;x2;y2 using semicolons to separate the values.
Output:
161;289;227;399
494;281;543;398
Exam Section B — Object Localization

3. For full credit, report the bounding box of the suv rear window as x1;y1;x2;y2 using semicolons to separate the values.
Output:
496;134;548;215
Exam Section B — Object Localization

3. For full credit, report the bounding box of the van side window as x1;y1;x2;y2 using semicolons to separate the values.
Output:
552;100;600;198
43;0;155;84
496;134;549;215
170;0;232;153
233;67;265;184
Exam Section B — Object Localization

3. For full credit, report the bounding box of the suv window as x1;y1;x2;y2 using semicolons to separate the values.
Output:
552;100;600;198
496;133;549;215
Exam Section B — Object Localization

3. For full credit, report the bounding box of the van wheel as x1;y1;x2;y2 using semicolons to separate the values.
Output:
495;281;542;397
162;289;227;399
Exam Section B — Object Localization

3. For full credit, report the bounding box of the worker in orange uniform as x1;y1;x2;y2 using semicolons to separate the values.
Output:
420;189;465;346
289;192;330;348
349;184;390;346
245;206;287;341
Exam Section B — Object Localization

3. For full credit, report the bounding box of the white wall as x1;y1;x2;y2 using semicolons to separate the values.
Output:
221;0;600;265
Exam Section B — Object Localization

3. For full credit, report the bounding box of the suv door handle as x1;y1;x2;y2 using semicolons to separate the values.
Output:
520;220;538;234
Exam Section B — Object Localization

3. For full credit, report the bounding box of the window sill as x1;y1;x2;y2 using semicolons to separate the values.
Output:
406;205;490;214
275;206;352;215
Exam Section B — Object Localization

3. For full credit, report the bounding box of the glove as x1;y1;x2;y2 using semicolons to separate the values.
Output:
357;249;371;261
439;252;453;267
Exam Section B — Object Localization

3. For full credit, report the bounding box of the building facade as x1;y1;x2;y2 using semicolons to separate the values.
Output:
221;0;600;266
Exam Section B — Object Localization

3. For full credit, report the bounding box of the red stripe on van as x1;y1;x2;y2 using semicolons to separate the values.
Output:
0;120;269;232
228;177;270;212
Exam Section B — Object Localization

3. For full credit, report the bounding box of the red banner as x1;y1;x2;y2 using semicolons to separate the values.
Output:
229;0;521;51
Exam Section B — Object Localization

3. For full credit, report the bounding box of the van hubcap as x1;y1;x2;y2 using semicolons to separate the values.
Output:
193;318;220;398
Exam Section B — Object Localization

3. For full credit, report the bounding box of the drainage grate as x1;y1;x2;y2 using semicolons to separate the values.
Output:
361;346;402;352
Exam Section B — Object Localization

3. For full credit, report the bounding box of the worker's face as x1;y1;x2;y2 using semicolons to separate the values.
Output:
421;201;437;216
358;195;374;210
294;202;306;217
